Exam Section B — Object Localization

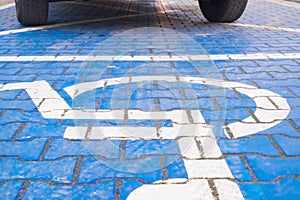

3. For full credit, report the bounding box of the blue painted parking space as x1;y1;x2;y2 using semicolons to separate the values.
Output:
0;0;300;199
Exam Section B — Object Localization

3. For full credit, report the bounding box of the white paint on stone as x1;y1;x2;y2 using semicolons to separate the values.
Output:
127;179;215;200
0;76;290;200
1;53;300;62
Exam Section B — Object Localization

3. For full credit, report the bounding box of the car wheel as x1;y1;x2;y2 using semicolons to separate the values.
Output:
199;0;248;23
15;0;49;26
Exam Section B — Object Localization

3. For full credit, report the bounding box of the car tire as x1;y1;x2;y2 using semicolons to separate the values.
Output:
199;0;248;23
15;0;49;26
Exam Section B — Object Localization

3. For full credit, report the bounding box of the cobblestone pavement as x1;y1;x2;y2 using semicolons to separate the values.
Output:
0;0;300;199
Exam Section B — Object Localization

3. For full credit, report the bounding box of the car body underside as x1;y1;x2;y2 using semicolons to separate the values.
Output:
15;0;248;26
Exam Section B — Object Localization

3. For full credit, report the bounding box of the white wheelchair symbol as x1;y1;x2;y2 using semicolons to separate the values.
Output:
0;75;290;199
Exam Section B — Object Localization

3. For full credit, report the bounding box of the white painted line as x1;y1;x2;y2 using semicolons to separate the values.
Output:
1;53;300;62
63;127;87;140
196;137;223;158
64;123;211;140
265;0;300;9
127;179;215;200
214;179;245;200
70;126;160;140
228;23;300;33
178;138;202;159
0;80;71;118
183;159;234;178
0;3;14;11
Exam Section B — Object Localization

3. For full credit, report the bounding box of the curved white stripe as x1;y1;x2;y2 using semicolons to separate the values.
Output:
64;76;290;138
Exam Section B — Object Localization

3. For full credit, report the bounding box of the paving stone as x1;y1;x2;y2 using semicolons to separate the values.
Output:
283;64;300;72
16;123;68;140
224;72;272;81
100;98;157;110
246;155;300;181
268;87;296;98
78;157;165;184
218;136;280;156
291;118;300;129
215;98;256;110
158;98;214;110
269;72;300;80
287;107;300;120
165;156;188;179
0;90;23;100
0;99;37;111
120;180;144;200
0;110;58;125
19;67;66;76
0;123;21;140
0;158;77;184
0;182;24;200
130;89;183;100
254;79;300;90
222;108;252;121
45;139;121;159
240;178;300;200
286;98;300;108
0;74;37;83
0;67;21;75
272;136;300;156
224;156;252;182
124;140;181;159
37;74;76;82
249;120;299;137
23;181;115;199
240;65;288;73
0;139;47;160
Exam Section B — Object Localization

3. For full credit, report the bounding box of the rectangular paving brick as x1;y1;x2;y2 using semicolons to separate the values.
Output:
23;181;115;199
224;156;253;182
44;139;121;160
273;136;300;156
246;120;300;137
0;99;37;111
0;182;24;200
77;157;165;184
124;140;181;159
0;110;58;125
246;155;300;181
0;139;47;160
240;178;300;200
17;124;66;140
218;136;280;156
0;123;21;140
0;158;77;184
